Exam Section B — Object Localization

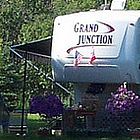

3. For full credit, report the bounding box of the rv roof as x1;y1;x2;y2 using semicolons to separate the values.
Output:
56;10;140;22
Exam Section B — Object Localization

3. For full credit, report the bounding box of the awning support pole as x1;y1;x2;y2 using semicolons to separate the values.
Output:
21;51;27;135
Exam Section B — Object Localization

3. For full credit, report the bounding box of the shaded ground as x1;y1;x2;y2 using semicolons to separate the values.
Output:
0;114;133;140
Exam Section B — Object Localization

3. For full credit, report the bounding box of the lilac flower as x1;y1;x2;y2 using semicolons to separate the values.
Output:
106;84;140;114
29;93;64;118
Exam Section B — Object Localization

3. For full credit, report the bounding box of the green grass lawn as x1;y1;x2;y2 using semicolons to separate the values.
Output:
0;114;134;140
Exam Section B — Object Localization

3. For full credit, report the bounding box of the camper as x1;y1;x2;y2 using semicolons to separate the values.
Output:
51;0;140;102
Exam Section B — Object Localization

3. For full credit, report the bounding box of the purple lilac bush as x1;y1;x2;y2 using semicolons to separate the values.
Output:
106;84;140;114
29;93;64;118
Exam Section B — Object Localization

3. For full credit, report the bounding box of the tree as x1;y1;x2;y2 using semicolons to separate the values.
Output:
126;0;140;10
0;47;23;110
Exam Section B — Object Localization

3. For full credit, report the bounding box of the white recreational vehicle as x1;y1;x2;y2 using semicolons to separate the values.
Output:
51;0;140;103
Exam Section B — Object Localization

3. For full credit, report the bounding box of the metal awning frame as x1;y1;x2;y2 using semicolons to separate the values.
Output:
9;37;73;135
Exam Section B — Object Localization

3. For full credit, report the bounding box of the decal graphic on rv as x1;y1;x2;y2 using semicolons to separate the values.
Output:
67;21;115;54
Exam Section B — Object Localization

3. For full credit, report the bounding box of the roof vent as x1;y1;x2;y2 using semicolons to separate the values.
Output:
111;0;126;10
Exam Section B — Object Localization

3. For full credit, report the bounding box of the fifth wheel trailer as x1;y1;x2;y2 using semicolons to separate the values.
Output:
51;1;140;103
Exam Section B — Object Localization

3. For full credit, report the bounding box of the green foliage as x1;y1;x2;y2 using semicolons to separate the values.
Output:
0;47;23;110
126;0;140;10
52;0;102;17
25;62;52;97
1;0;24;44
0;49;22;92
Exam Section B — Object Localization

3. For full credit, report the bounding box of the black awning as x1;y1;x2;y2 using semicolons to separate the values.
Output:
10;36;52;56
9;36;73;96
